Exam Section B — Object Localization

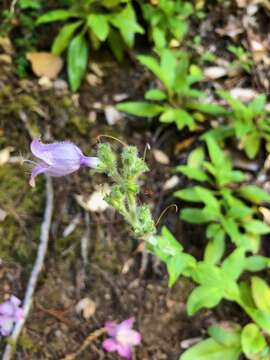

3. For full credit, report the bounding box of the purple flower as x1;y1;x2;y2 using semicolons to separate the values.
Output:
29;139;99;187
102;318;141;359
0;296;24;336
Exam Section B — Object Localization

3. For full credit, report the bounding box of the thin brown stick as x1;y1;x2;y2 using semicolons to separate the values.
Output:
155;204;178;226
96;134;127;147
61;327;106;360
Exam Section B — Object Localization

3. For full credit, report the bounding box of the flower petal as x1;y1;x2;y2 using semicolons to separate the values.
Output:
117;343;132;359
102;338;118;352
80;156;100;168
9;296;21;307
105;320;117;336
118;318;134;331
0;302;14;316
0;317;14;336
29;163;49;187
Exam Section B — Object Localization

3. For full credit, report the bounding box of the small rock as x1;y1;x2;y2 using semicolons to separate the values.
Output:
38;76;53;89
204;66;227;79
163;175;180;191
104;105;122;125
0;208;7;222
86;73;102;86
230;88;257;102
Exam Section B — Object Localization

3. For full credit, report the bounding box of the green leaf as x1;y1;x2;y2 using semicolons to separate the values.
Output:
174;188;201;202
174;109;195;131
145;89;167;101
249;95;266;117
116;102;163;117
237;185;270;204
52;21;83;55
187;286;223;315
188;147;205;168
107;28;125;61
87;14;109;41
208;324;241;347
109;4;144;47
181;208;218;224
242;306;270;335
68;33;89;92
176;165;208;182
37;10;78;24
241;323;267;357
251;277;270;313
160;48;177;90
167;253;195;287
243;133;260;159
204;135;225;169
222;249;245;281
194;187;220;211
137;55;163;81
159;226;183;254
186;101;228;116
180;338;241;360
244;220;270;235
204;228;225;264
245;255;269;272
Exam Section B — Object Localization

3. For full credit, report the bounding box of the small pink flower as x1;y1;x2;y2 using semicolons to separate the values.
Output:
102;318;141;359
0;296;24;336
29;139;99;187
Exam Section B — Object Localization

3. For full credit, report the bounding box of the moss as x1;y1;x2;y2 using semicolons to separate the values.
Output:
0;165;44;265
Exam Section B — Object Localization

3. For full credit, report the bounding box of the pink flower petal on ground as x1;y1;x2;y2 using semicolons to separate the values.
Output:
102;338;118;352
117;343;132;359
105;320;117;336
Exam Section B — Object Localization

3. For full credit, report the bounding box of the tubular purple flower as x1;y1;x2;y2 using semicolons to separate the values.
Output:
0;296;24;336
102;318;141;359
29;139;99;187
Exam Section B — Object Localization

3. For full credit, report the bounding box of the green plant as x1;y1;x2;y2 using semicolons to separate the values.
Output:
140;0;193;49
36;0;144;91
228;45;253;74
218;92;270;159
117;47;227;131
175;135;270;257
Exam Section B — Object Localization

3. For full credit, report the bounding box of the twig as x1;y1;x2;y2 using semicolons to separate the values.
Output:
2;176;54;360
81;211;91;267
61;327;106;360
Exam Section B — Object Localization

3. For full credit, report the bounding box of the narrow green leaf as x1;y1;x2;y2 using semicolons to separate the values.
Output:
187;286;222;315
145;88;167;101
116;102;163;117
68;33;89;91
244;220;270;235
52;21;82;55
37;10;78;24
251;277;270;313
237;185;270;204
87;14;109;41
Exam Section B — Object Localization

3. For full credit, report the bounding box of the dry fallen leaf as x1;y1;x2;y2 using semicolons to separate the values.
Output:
152;149;170;164
26;52;63;79
86;73;102;86
75;297;96;320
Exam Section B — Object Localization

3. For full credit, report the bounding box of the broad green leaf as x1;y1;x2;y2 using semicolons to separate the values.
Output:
174;109;195;131
245;255;269;272
204;135;225;169
187;147;205;168
204;228;225;264
159;226;183;254
87;14;109;41
167;253;195;287
176;165;208;181
249;95;266;117
187;286;223;315
107;28;125;61
174;188;201;202
186;101;228;116
181;208;218;224
193;263;222;286
222;249;245;281
137;55;163;82
116;102;163;117
68;33;88;91
237;185;270;204
144;88;167;101
251;277;270;313
152;27;166;49
194;187;220;211
160;48;177;90
37;10;78;24
52;21;82;55
243;133;260;159
180;338;241;360
244;220;270;235
241;323;267;357
243;306;270;335
208;324;241;347
109;4;144;47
